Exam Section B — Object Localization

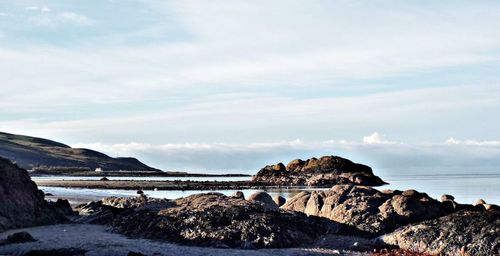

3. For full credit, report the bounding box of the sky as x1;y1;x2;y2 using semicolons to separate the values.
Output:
1;0;500;175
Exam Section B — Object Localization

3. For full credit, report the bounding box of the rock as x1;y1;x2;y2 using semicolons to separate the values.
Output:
247;191;279;210
22;248;87;256
100;177;109;181
283;185;460;236
6;231;37;244
476;199;486;205
231;191;245;199
111;193;343;248
75;196;172;224
483;204;500;211
273;195;286;207
382;209;500;256
253;155;386;187
440;194;455;202
0;157;68;232
127;252;146;256
45;193;54;196
136;190;144;195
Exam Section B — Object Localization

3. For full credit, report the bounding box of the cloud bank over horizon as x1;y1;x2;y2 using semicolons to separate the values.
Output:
1;1;499;174
70;133;500;175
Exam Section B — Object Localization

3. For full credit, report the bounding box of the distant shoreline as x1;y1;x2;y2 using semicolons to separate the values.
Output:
34;179;272;191
30;171;252;178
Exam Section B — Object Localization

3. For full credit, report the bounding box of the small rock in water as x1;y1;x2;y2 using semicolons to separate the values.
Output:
6;231;37;244
100;177;109;181
273;195;286;207
231;191;245;199
137;190;144;195
127;252;146;256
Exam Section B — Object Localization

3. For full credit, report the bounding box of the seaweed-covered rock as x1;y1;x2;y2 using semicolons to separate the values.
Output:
0;157;69;231
252;155;386;187
111;193;343;248
382;209;500;256
283;185;459;236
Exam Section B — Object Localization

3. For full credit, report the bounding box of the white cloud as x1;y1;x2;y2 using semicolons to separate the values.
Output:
25;6;51;12
363;132;397;145
445;138;500;146
57;12;94;26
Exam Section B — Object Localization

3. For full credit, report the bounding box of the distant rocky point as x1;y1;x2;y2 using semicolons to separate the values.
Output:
0;131;160;174
252;155;386;186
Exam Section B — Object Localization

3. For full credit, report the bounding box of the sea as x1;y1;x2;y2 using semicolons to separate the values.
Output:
33;172;500;206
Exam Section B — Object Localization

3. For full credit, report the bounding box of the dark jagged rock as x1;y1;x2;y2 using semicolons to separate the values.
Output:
0;157;70;231
0;131;159;173
252;155;386;187
111;193;344;248
382;209;500;256
282;185;468;236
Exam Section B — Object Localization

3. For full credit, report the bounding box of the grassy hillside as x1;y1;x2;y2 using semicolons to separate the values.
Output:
0;132;160;173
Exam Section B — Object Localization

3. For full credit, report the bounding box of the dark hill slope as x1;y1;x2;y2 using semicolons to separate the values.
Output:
0;132;159;172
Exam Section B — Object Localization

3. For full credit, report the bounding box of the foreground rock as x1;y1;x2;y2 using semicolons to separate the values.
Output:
252;155;386;187
382;209;500;256
110;193;343;248
282;185;472;236
0;157;71;232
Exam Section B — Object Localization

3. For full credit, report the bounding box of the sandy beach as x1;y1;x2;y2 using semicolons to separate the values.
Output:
0;224;370;256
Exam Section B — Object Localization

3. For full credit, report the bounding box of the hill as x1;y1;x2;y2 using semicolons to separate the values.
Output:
0;132;160;173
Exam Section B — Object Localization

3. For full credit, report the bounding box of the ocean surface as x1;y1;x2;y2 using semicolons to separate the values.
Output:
34;173;500;205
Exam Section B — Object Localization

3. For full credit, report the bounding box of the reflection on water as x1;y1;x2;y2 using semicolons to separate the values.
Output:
39;173;500;205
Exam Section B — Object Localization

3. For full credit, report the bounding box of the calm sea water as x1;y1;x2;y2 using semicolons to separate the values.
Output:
35;173;500;205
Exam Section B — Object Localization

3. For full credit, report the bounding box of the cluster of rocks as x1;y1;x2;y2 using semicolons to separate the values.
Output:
382;208;500;255
282;185;482;236
252;155;387;187
0;157;73;232
76;192;343;249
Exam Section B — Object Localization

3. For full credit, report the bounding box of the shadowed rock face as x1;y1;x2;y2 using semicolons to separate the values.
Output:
382;209;500;256
252;155;386;187
282;185;468;236
110;193;343;248
0;157;69;231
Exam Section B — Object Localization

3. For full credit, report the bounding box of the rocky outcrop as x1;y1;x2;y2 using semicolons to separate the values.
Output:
252;155;386;187
110;193;344;248
0;157;70;231
382;209;500;256
282;185;468;236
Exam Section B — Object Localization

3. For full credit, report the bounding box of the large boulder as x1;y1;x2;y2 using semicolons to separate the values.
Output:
111;193;343;248
247;191;279;210
0;157;69;231
282;185;463;236
252;155;386;187
382;209;500;256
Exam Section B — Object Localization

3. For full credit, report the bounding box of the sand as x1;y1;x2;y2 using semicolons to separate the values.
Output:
0;224;368;256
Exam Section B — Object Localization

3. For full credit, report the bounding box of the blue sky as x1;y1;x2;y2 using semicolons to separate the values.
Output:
1;0;500;174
